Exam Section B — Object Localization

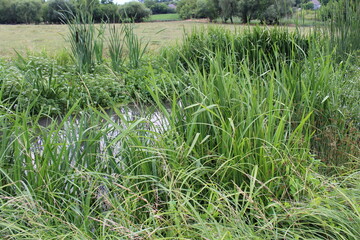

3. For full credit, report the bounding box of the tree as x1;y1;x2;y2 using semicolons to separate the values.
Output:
101;0;114;4
144;0;172;14
118;2;151;22
219;0;238;23
177;0;197;19
93;3;120;22
13;0;43;24
258;0;295;24
0;0;12;23
196;0;219;21
45;0;75;23
237;0;260;23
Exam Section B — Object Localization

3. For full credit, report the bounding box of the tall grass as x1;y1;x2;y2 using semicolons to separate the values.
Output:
123;23;149;69
61;4;105;73
322;0;360;59
108;22;148;71
162;27;310;73
108;24;125;73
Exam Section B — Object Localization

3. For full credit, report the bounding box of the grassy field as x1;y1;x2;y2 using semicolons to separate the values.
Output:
147;13;181;22
0;21;241;57
0;21;312;58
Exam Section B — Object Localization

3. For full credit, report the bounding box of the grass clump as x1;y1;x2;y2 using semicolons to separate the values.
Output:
163;27;310;73
61;3;106;74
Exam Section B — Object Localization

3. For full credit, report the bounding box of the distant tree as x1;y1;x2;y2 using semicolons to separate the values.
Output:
101;0;114;4
177;0;197;19
14;0;43;24
320;0;331;5
144;0;173;14
196;0;219;21
94;2;120;22
45;0;75;23
118;2;151;22
236;0;259;23
0;0;12;23
302;1;314;9
258;0;295;24
219;0;238;23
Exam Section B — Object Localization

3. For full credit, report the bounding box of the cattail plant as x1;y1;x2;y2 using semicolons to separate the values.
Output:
60;2;105;73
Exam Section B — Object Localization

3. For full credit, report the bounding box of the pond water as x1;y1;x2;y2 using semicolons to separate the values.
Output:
29;104;170;170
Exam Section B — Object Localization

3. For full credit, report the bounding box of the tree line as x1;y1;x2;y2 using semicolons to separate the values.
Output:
0;0;175;24
0;0;332;25
177;0;328;24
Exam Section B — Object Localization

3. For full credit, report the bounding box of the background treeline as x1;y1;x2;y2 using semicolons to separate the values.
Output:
0;0;175;24
177;0;329;24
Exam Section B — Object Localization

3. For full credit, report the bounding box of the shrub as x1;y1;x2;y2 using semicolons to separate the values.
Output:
302;1;315;10
144;0;174;14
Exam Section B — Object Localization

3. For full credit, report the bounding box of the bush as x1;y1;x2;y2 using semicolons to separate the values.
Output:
93;3;121;23
144;0;174;14
118;2;151;22
302;2;314;10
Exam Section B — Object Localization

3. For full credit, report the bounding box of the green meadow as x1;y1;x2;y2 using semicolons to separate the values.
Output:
0;2;359;239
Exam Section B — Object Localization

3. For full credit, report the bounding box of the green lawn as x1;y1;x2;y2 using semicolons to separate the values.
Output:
148;13;181;22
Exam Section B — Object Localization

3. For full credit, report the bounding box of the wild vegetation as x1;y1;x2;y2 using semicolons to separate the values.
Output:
0;0;359;239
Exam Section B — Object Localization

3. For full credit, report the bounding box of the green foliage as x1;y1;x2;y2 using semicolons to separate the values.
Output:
196;0;219;21
123;24;149;68
0;56;128;115
61;5;106;73
0;4;360;236
176;0;197;19
302;1;315;9
219;0;238;23
118;1;151;23
144;0;175;14
177;0;220;20
1;26;359;239
237;0;259;23
108;25;125;73
0;0;43;24
44;0;75;23
322;0;360;58
93;2;120;23
259;0;295;24
166;27;310;73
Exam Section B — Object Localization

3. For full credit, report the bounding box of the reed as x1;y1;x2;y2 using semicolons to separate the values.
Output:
108;24;125;73
123;23;149;69
322;0;360;59
61;3;105;73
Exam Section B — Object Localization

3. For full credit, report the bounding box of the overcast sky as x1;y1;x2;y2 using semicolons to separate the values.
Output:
113;0;135;5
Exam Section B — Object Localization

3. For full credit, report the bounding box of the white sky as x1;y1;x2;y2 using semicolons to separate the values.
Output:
113;0;135;5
